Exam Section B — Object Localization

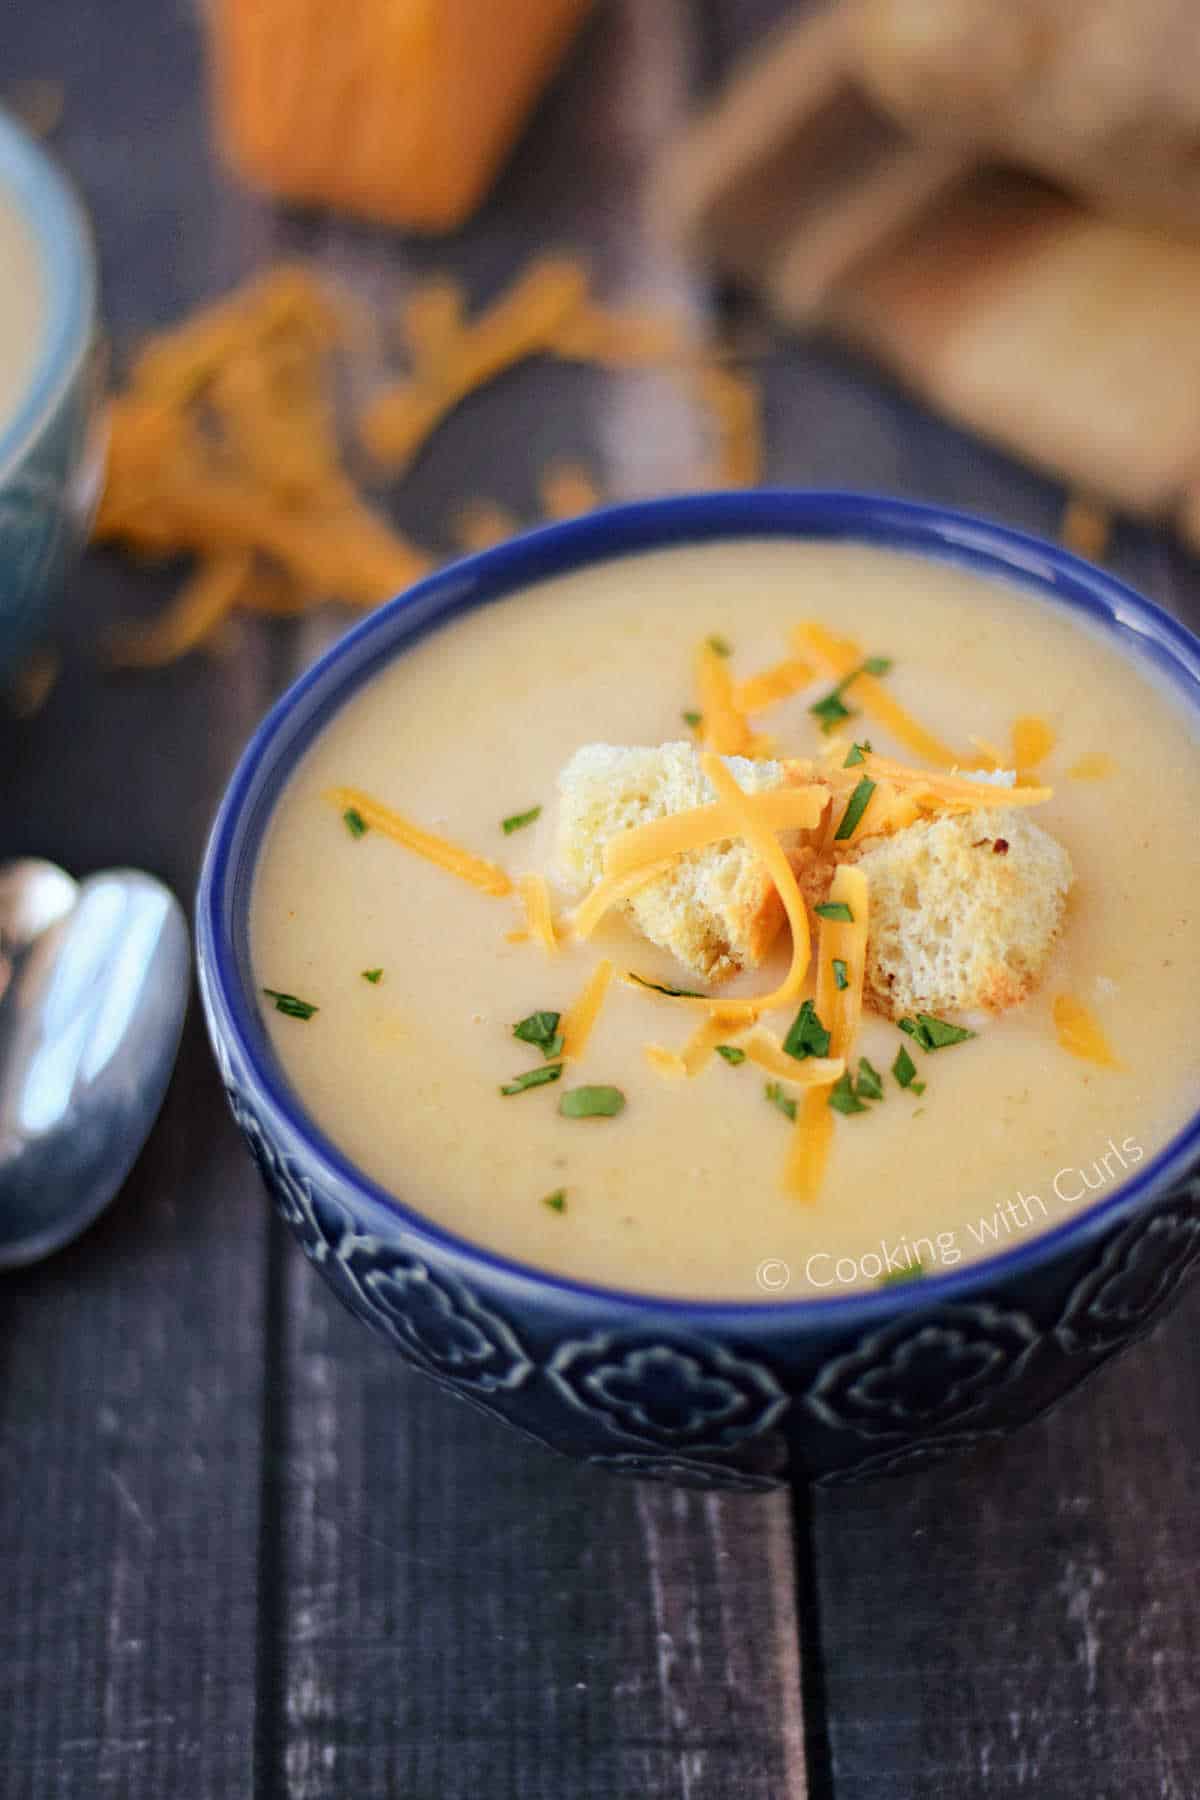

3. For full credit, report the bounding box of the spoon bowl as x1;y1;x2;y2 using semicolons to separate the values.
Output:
0;860;189;1267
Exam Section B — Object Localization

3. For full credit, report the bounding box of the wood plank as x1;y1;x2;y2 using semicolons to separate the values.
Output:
811;1287;1200;1800
0;6;278;1796
0;1025;269;1800
275;1263;808;1799
265;3;811;1796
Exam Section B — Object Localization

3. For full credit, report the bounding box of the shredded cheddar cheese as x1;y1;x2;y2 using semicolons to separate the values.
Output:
1068;752;1115;781
963;735;1006;772
325;786;512;897
1012;715;1055;772
573;757;814;1020
733;657;813;715
93;256;771;668
794;621;961;768
839;755;1052;812
692;365;762;487
643;1012;750;1082
401;277;468;383
601;785;825;881
360;257;590;470
539;461;602;520
783;865;869;1202
95;269;431;659
560;958;614;1060
550;303;692;367
742;1035;845;1087
452;499;522;553
681;1012;743;1076
1053;995;1121;1068
6;645;61;718
814;867;869;1057
569;859;680;941
1060;495;1111;563
107;551;254;668
787;1088;836;1206
695;640;760;756
127;266;343;410
696;753;812;1021
517;873;559;953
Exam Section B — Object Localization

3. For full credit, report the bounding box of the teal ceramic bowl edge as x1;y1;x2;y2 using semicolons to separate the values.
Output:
0;106;103;676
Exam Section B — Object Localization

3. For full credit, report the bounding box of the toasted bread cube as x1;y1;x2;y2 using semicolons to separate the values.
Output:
556;741;814;983
853;807;1073;1017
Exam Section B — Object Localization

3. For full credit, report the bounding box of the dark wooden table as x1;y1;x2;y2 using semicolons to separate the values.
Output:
3;3;1199;1795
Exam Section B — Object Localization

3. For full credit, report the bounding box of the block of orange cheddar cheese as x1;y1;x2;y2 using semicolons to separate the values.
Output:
210;0;592;233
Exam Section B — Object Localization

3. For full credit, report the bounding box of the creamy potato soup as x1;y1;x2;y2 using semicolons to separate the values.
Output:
251;540;1200;1299
0;191;44;434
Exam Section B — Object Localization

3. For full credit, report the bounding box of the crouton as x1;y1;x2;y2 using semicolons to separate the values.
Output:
556;742;819;983
852;808;1073;1017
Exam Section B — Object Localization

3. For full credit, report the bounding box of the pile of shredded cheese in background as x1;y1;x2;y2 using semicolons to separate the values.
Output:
85;254;762;675
5;247;1113;713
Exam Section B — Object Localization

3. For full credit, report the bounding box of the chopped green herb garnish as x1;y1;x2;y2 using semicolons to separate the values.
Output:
879;1260;926;1287
707;634;732;658
682;709;702;729
892;1044;919;1088
910;1081;927;1097
513;1010;563;1058
500;1064;563;1096
833;776;876;841
917;1012;974;1049
783;999;831;1061
560;1084;625;1119
811;661;892;734
263;988;318;1020
810;689;854;733
855;1056;884;1101
898;1012;975;1052
542;1189;567;1213
764;1081;797;1122
843;740;872;767
502;805;542;836
815;901;854;922
828;1071;868;1115
716;1044;746;1065
627;971;704;998
361;968;383;984
832;957;849;991
343;807;368;839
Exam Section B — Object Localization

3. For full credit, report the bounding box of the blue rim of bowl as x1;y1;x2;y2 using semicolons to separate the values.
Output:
0;106;97;487
198;489;1200;1328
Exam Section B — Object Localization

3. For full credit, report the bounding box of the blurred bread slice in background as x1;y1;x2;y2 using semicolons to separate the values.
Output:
650;4;972;325
834;171;1200;523
852;0;1200;243
652;0;1200;555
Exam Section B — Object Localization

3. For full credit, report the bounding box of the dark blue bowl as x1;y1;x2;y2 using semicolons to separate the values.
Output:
0;106;103;676
196;492;1200;1489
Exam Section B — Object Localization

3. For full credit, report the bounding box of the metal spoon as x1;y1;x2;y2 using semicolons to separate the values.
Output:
0;858;189;1268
